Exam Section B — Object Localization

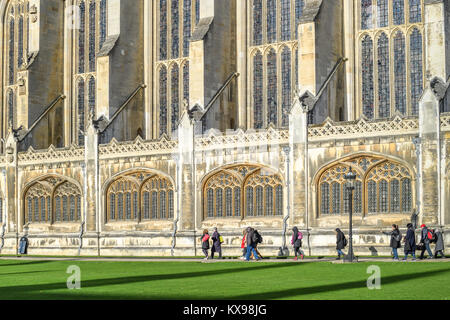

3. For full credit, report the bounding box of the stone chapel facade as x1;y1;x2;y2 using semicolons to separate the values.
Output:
0;0;449;256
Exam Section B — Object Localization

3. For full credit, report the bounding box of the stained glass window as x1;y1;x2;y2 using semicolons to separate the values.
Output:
111;194;117;220
275;185;283;216
379;180;388;212
235;187;241;217
246;186;254;216
409;0;421;23
377;0;388;28
225;187;233;217
34;198;39;221
159;0;168;60
253;53;263;129
8;17;15;85
361;0;372;30
183;0;191;57
62;196;68;221
265;186;273;216
133;192;138;219
394;31;406;114
361;35;374;119
159;67;168;136
390;179;400;212
18;16;23;67
195;0;200;25
100;0;107;48
216;188;223;217
171;0;179;59
55;196;61;222
78;1;86;74
152;191;158;219
183;62;189;104
393;0;404;25
354;181;363;214
410;29;423;116
255;186;263;216
77;79;85;145
171;65;179;132
125;192;131;219
160;191;166;219
28;198;32;222
377;33;390;118
368;180;377;213
253;0;263;46
7;90;15;128
295;0;305;38
332;182;341;214
207;189;214;217
267;49;277;126
70;196;76;221
401;178;412;212
280;0;290;41
266;0;276;43
321;183;330;214
89;1;96;72
168;190;174;218
88;77;96;118
281;47;291;127
143;192;150;219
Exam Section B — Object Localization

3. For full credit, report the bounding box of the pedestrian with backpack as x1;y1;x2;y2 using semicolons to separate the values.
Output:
201;229;210;261
253;229;263;259
335;228;347;260
381;224;402;261
245;227;260;261
419;224;434;259
403;223;416;261
211;227;223;259
240;229;247;260
291;226;304;260
434;228;445;259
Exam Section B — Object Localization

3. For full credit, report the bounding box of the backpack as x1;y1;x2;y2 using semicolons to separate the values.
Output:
219;235;224;243
252;230;263;244
297;232;303;240
343;236;348;247
394;233;402;242
428;229;437;243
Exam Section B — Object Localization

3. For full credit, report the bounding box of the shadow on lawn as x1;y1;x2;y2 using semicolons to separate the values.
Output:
41;266;450;300
0;260;52;267
0;262;305;298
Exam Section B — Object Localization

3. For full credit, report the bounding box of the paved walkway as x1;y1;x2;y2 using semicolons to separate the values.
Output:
0;256;447;263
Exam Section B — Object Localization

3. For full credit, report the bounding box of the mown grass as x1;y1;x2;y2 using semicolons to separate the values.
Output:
0;259;448;300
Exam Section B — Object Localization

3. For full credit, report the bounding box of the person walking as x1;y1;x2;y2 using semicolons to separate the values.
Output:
201;229;210;261
403;223;416;261
381;224;402;261
335;228;346;260
211;227;223;259
434;228;445;259
291;226;304;260
419;224;433;259
245;227;260;261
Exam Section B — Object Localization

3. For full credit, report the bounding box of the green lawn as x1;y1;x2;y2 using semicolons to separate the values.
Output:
0;259;449;300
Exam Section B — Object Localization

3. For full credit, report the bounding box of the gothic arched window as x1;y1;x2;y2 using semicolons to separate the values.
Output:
253;52;263;129
89;1;97;72
318;156;413;216
377;0;388;28
410;29;423;115
377;33;390;118
8;15;15;85
78;1;86;74
393;0;405;25
266;49;277;125
100;0;107;48
183;62;190;104
281;47;291;127
24;177;82;224
7;90;15;129
203;165;283;219
88;77;96;118
159;66;168;136
295;0;305;38
361;35;374;119
394;31;406;114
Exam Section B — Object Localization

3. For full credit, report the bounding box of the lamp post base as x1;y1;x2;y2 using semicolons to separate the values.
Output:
343;252;358;263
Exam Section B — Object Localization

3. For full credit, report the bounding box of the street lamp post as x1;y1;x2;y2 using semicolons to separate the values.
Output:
344;168;357;263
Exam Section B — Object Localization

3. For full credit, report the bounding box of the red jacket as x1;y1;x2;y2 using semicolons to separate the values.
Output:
241;235;246;248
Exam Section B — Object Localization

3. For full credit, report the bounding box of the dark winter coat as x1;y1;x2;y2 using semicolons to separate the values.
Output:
336;229;346;250
211;231;222;251
435;230;444;252
420;227;430;244
404;227;416;253
246;228;255;247
291;227;302;248
383;229;402;248
201;234;210;250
